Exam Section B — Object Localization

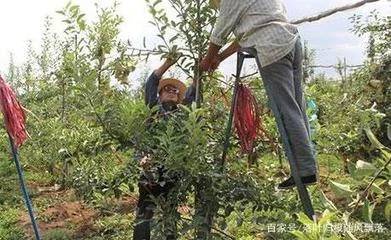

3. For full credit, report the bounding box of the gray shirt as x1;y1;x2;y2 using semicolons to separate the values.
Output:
211;0;298;67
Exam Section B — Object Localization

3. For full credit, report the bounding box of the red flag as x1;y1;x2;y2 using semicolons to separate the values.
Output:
0;76;28;148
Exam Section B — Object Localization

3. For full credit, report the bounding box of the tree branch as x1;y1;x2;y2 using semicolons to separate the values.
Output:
308;64;364;69
180;217;235;240
291;0;380;25
351;155;391;214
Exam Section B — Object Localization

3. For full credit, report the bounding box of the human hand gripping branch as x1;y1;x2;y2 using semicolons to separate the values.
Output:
154;54;180;78
200;40;240;72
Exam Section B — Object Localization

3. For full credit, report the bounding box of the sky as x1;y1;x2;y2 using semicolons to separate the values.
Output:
0;0;390;80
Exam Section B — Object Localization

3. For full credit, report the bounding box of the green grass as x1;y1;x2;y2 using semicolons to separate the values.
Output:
42;229;72;240
0;207;26;240
0;160;27;239
0;149;388;239
83;213;134;240
0;160;22;205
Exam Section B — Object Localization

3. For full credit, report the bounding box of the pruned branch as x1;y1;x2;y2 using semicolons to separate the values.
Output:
128;47;160;56
291;0;381;25
308;64;364;69
351;154;391;213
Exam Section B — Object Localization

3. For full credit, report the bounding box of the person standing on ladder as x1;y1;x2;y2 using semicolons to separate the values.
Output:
200;0;318;189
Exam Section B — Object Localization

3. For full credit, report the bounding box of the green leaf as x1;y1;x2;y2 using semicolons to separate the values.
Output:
78;21;86;31
65;1;72;10
347;161;362;180
296;212;314;226
347;160;356;174
318;209;334;226
362;199;375;223
62;19;72;24
118;183;130;193
369;180;385;195
385;201;391;222
153;0;162;7
65;26;75;33
319;190;338;211
365;127;386;150
76;13;85;22
70;5;79;12
291;230;311;240
380;148;391;162
169;35;179;43
148;6;156;16
329;180;354;198
355;160;377;177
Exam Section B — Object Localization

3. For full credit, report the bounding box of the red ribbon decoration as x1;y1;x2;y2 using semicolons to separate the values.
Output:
233;84;261;153
0;76;28;148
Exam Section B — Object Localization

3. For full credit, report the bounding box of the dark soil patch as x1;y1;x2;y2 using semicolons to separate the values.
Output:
18;182;141;239
20;199;97;238
19;182;98;239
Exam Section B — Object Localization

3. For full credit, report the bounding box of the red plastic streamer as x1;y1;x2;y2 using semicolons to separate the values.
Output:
0;76;28;148
233;84;261;153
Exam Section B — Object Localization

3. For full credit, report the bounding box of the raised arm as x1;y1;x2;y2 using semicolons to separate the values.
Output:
145;58;176;107
182;78;197;105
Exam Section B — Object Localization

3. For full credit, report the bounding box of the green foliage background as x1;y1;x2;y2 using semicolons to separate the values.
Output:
0;1;390;239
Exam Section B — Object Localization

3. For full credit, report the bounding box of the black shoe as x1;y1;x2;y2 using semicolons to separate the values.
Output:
277;175;317;190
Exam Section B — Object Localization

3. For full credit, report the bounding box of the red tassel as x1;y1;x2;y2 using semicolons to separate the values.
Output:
233;84;261;153
0;76;28;148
